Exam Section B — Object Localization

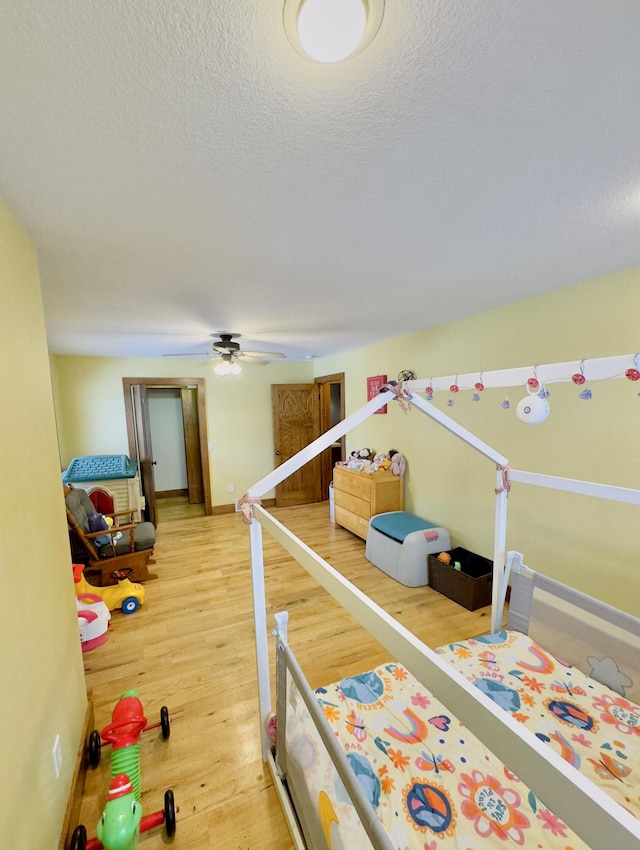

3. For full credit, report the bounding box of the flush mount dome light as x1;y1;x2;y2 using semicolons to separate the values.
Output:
284;0;384;64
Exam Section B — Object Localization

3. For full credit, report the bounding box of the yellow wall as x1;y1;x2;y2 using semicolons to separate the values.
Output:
50;271;639;614
315;269;640;613
49;267;639;613
0;200;87;846
51;356;314;504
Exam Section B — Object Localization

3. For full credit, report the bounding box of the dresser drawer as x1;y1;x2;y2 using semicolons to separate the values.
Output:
333;465;404;541
333;466;371;501
335;506;370;540
334;489;370;521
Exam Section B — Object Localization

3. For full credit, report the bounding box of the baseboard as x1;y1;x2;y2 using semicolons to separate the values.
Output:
59;692;94;850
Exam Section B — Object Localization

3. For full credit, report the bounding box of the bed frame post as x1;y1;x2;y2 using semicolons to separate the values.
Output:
491;471;508;631
407;393;510;632
249;519;272;760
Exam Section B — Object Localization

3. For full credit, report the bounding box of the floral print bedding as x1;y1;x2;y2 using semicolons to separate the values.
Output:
435;629;640;826
312;656;590;848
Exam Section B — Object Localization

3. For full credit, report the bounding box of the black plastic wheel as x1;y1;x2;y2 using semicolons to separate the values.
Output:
160;705;171;739
87;729;101;768
69;824;87;850
164;789;176;838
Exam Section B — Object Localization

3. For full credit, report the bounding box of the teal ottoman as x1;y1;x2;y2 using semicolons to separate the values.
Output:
365;511;451;587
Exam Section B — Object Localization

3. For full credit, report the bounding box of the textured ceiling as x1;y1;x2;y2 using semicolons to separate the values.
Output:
1;1;639;361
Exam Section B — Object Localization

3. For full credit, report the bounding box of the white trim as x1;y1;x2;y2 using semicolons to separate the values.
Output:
407;351;639;393
249;519;271;759
510;469;640;505
491;478;509;630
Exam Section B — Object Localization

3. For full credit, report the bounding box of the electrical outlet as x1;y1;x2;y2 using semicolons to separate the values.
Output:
227;483;234;493
52;735;62;779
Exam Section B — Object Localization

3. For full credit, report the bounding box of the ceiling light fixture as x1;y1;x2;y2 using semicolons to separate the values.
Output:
214;356;243;376
284;0;384;64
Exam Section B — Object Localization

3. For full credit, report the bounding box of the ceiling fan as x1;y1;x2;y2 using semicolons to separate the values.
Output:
163;333;286;375
211;333;285;361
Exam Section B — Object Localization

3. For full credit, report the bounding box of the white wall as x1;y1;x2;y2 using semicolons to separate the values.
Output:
148;388;188;491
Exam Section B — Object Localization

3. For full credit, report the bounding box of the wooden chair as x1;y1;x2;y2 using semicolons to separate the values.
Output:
64;484;157;586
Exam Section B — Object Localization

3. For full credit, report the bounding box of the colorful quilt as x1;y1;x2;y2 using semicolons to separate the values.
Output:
296;660;591;849
435;629;640;825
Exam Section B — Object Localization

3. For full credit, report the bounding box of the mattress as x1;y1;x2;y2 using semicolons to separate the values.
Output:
435;629;640;823
287;660;591;848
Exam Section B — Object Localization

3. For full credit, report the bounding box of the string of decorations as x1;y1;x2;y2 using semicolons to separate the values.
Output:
409;353;640;425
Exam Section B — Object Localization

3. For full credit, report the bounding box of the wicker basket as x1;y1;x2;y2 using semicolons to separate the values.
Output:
428;547;493;610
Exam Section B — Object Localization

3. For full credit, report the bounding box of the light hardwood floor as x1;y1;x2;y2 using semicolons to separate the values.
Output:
77;499;497;849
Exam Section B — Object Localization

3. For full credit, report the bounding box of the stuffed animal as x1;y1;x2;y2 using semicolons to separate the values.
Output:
373;452;391;471
389;451;406;476
347;448;376;470
88;512;122;547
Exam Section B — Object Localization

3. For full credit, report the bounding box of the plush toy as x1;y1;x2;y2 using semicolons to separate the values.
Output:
88;512;122;547
389;451;406;476
349;458;375;473
373;452;391;471
346;448;377;472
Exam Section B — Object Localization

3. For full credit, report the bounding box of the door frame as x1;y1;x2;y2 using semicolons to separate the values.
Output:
315;372;345;500
123;377;212;516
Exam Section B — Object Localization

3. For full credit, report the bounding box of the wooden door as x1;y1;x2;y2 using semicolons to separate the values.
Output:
272;384;322;506
131;383;158;526
124;377;213;518
181;386;204;505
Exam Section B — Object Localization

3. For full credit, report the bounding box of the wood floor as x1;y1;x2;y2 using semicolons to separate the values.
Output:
77;499;497;849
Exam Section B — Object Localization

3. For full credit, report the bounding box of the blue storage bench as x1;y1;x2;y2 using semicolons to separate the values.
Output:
365;511;451;587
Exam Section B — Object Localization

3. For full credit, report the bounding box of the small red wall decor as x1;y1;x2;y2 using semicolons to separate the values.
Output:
367;375;388;414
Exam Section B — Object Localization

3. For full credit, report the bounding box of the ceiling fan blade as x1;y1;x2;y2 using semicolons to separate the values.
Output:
240;350;286;360
162;352;212;357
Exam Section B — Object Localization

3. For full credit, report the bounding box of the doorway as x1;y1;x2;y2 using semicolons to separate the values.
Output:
271;373;344;507
123;377;212;524
147;388;190;496
315;372;345;500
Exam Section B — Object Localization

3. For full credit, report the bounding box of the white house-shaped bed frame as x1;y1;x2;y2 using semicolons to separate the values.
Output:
245;351;640;850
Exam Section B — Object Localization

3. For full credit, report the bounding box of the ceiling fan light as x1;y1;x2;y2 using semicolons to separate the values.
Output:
214;360;233;376
230;362;243;376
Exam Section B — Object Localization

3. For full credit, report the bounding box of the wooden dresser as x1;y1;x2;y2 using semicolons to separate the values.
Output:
333;465;404;540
